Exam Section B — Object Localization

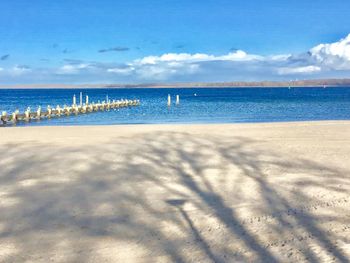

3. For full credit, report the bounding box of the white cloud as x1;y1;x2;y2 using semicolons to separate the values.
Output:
277;65;321;75
136;53;212;65
268;54;292;61
107;67;135;75
309;34;350;69
114;50;263;80
217;50;263;61
135;63;200;80
135;50;261;66
57;63;92;74
10;65;31;76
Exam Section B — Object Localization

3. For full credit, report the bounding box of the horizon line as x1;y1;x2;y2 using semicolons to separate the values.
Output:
1;78;350;89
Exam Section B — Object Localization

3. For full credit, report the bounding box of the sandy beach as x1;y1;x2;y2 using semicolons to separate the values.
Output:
1;121;350;262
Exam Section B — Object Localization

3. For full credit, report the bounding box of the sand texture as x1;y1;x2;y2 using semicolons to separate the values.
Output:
1;121;350;262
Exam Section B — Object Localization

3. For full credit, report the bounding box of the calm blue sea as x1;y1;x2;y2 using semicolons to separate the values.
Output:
1;87;350;126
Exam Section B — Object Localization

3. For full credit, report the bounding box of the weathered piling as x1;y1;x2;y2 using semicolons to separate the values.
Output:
12;110;18;123
80;92;83;106
167;94;171;106
37;106;41;120
47;106;52;118
1;111;8;124
1;96;140;125
56;105;62;116
25;107;31;122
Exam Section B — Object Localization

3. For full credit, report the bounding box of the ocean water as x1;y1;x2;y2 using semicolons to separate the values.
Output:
0;87;350;126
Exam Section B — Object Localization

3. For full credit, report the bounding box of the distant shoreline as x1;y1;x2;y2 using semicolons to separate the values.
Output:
1;79;350;89
1;86;349;90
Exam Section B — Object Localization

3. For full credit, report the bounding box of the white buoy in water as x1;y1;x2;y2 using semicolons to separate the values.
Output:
176;95;180;105
194;93;197;96
167;94;171;106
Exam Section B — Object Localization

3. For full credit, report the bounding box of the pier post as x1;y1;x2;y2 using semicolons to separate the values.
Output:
12;110;18;124
56;105;62;116
86;95;89;105
80;92;83;106
25;107;31;121
82;104;87;113
167;94;171;106
37;106;41;120
74;105;79;115
47;105;52;118
63;105;69;116
73;95;76;106
176;95;180;105
1;111;7;124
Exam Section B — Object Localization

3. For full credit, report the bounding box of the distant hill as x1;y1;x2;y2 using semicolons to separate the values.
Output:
1;78;350;89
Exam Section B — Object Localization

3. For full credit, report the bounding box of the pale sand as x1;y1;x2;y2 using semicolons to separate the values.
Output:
1;121;350;262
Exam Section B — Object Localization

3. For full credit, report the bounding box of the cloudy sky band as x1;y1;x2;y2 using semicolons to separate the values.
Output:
1;34;350;83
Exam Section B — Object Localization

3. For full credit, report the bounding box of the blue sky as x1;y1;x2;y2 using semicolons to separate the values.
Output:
1;0;350;84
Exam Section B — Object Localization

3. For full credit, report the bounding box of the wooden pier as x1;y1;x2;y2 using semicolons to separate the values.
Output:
1;96;140;125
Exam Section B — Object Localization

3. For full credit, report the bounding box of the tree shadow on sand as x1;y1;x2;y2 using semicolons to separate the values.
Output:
0;130;349;262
